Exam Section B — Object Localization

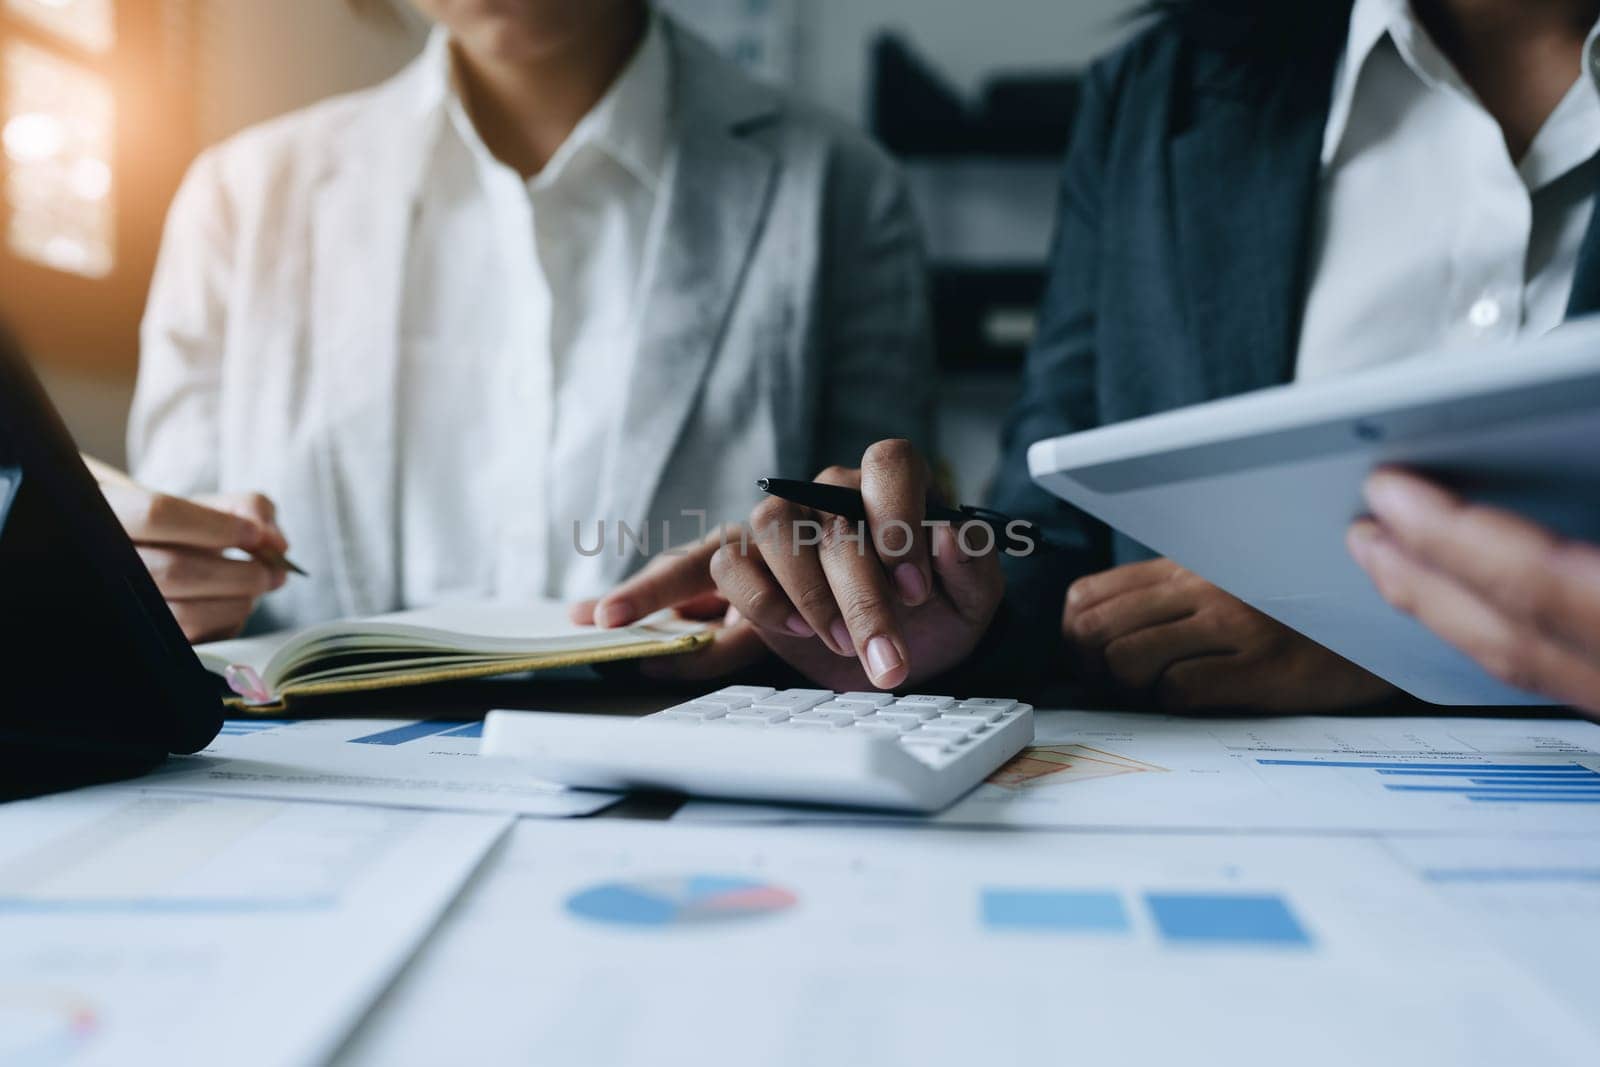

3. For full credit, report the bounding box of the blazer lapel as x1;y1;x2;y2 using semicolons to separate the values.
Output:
1566;179;1600;317
307;80;440;617
604;27;779;568
1168;44;1342;398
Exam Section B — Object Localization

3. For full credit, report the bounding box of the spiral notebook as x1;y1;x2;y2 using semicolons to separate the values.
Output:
195;599;711;711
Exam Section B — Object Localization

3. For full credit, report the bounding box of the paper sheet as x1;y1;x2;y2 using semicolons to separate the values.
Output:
141;718;616;817
673;710;1600;832
336;820;1600;1067
0;789;508;1067
1379;834;1600;1029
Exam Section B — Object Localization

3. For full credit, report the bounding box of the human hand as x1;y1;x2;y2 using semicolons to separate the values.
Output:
1348;469;1600;716
1063;558;1395;711
575;439;1005;690
570;533;772;682
101;485;290;642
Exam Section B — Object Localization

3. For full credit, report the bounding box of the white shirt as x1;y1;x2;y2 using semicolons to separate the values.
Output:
397;20;670;605
1296;0;1600;380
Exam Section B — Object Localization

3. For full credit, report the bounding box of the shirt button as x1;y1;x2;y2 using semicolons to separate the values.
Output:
1468;297;1502;331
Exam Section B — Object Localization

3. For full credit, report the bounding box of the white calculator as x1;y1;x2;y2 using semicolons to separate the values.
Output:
481;687;1034;813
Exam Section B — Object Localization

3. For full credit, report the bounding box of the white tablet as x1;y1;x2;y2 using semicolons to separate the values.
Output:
1028;318;1600;706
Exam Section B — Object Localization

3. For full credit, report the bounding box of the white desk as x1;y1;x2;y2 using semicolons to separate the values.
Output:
5;705;1600;1067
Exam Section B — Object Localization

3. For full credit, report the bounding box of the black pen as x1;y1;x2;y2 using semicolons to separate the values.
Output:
756;478;1060;554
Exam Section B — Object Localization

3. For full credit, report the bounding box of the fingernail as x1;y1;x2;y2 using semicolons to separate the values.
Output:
893;563;927;604
1365;471;1439;524
866;636;902;684
829;619;855;657
595;600;634;628
1346;522;1389;568
784;613;813;637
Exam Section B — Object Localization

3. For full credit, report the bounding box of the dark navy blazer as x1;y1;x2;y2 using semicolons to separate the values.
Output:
983;3;1600;673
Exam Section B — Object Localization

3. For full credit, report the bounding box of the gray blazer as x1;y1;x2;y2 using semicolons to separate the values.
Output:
129;19;935;629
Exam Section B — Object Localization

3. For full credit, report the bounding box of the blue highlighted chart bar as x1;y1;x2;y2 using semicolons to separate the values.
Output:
1466;777;1600;785
981;889;1128;932
1258;760;1590;772
1385;784;1600;794
217;720;289;737
1145;893;1311;947
1422;868;1600;884
347;721;467;746
1258;757;1600;807
1375;767;1598;778
1469;795;1600;804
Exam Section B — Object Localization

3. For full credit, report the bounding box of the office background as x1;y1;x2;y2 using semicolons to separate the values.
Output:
5;0;1141;499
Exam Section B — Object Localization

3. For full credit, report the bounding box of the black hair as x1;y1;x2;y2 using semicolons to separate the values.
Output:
1138;0;1352;52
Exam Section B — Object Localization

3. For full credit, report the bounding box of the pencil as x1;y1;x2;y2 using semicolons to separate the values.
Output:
81;454;309;577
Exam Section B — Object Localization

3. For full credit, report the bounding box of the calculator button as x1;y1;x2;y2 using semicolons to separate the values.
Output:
713;686;777;700
957;698;1016;713
726;707;791;724
868;717;922;733
949;706;1004;723
935;714;989;729
897;695;957;710
854;722;903;737
912;726;973;743
753;689;834;712
838;692;895;707
874;711;925;726
886;703;942;720
791;711;856;727
663;701;727;717
694;693;753;709
813;701;877;717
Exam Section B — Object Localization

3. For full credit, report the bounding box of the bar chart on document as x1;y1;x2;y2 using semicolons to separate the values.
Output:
927;712;1600;833
679;712;1600;833
341;821;1600;1067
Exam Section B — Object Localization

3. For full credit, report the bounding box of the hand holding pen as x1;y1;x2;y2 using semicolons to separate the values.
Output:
579;439;1007;691
84;455;305;643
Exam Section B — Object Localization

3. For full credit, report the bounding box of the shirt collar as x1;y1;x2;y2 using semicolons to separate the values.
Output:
1323;0;1600;175
416;14;671;194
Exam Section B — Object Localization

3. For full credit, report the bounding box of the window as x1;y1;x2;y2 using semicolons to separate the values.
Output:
4;37;115;277
0;0;194;373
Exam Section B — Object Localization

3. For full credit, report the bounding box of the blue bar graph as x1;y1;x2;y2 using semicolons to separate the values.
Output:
1375;768;1598;778
1421;868;1600;884
1466;777;1600;786
1258;760;1590;772
440;722;484;739
217;719;290;737
347;721;465;746
1145;893;1311;947
981;889;1129;933
1468;795;1600;804
1385;784;1600;794
0;895;337;914
1259;757;1600;807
